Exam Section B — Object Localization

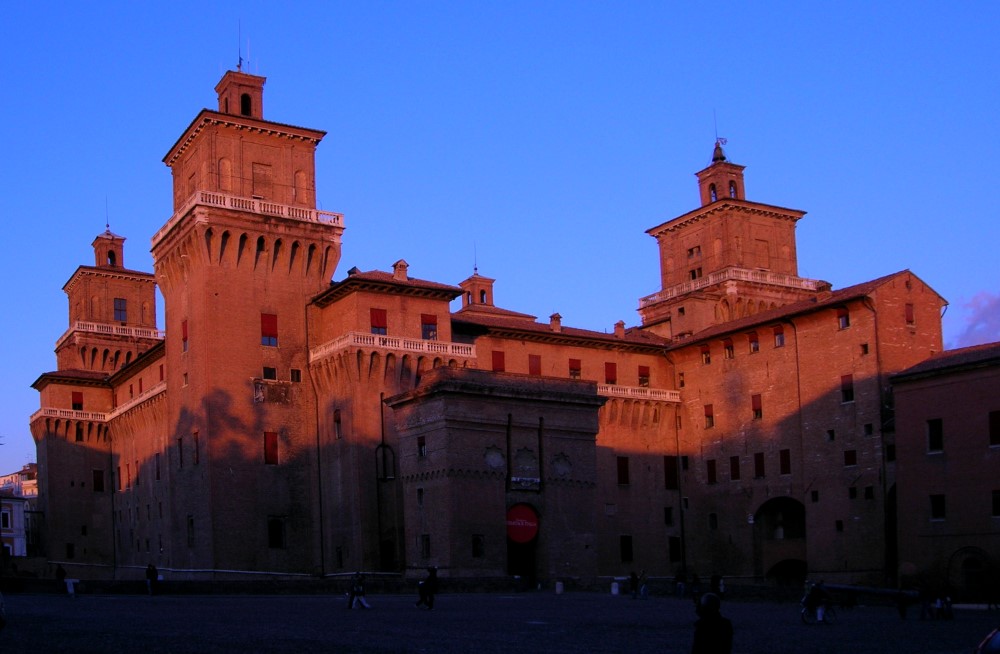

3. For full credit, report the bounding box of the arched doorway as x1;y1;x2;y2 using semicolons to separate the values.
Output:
753;497;807;584
506;503;539;586
948;547;994;601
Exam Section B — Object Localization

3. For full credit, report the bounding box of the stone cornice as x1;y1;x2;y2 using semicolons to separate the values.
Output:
62;266;156;294
646;200;806;239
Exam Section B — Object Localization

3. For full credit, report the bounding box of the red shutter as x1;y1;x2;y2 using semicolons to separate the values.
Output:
420;313;437;325
569;358;581;372
841;374;853;391
264;431;278;465
638;365;650;378
370;308;387;329
905;303;915;323
751;394;762;411
492;350;505;372
182;320;188;339
261;313;278;338
72;392;83;405
605;362;617;384
528;354;541;376
704;404;714;418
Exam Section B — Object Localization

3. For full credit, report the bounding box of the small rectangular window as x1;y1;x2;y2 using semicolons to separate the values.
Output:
723;339;734;359
689;267;703;280
864;423;873;436
779;449;791;475
837;307;850;329
263;367;277;380
841;374;855;403
114;297;127;322
605;362;617;385
990;410;1000;447
860;343;869;356
568;358;582;379
704;404;714;429
844;449;858;466
528;354;542;376
754;452;765;478
420;314;438;341
706;459;717;484
261;313;278;346
827;429;836;442
864;486;874;500
492;350;505;372
811;490;819;503
748;331;759;353
927;418;944;452
848;487;858;499
264;431;279;465
417;436;427;458
677;371;685;388
930;494;946;520
159;364;165;381
751;394;762;420
92;469;105;493
472;534;485;558
290;369;302;383
663;456;679;490
267;517;286;549
420;534;431;559
701;345;711;365
369;308;387;336
617;456;630;485
664;507;674;525
182;319;189;352
773;325;785;348
835;520;844;532
729;455;740;481
638;365;650;387
619;535;634;563
905;303;915;325
669;536;682;562
187;515;195;548
72;391;84;411
886;443;896;462
708;512;718;530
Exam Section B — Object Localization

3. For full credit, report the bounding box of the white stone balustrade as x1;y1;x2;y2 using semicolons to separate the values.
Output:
597;384;681;403
310;331;475;363
639;267;821;308
29;381;167;425
55;321;165;350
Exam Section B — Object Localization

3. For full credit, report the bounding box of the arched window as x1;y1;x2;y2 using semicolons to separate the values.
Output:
479;290;487;303
107;251;117;266
709;184;717;202
240;93;252;116
729;181;737;198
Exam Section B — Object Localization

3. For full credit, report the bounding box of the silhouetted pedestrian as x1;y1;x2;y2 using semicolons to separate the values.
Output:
146;563;158;595
347;572;371;609
416;567;438;609
692;592;732;654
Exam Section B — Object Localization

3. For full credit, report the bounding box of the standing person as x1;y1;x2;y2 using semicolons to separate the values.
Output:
415;567;438;610
145;563;158;595
347;572;371;609
638;570;649;600
630;571;639;599
804;580;831;623
691;593;733;654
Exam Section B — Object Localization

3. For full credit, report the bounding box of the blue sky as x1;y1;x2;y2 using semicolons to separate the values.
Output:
2;2;999;473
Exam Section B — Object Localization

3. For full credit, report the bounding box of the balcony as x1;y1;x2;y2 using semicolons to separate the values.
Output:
310;331;475;363
29;381;167;425
153;191;344;246
639;267;822;309
55;321;165;350
597;384;681;403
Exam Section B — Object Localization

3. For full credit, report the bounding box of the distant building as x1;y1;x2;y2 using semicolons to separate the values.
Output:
29;69;949;587
0;463;38;498
892;342;1000;598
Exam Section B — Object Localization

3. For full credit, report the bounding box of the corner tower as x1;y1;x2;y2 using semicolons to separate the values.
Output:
639;142;828;339
151;70;344;574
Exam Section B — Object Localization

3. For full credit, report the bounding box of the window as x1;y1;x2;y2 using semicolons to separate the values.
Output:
773;326;785;348
93;470;104;492
263;367;277;380
704;404;714;429
75;424;84;442
491;351;505;372
290;369;302;383
416;487;424;507
706;459;717;484
886;443;896;462
687;245;701;258
689;267;703;280
723;339;734;359
605;362;617;385
638;365;650;387
748;331;759;353
779;449;791;475
841;375;855;403
730;455;741;481
114;297;127;322
369;308;387;336
811;490;819;503
267;517;286;549
472;534;485;558
669;537;682;563
709;184;718;202
864;423;873;436
701;345;711;365
528;354;542;376
72;391;83;411
864;486;874;500
992;490;1000;517
187;515;195;548
751;394;762;420
568;359;582;379
835;520;844;532
708;513;718;530
182;320;189;352
420;314;438;340
844;450;858;466
417;436;427;458
264;431;279;465
681;456;689;471
992;411;1000;447
617;456;630;485
261;313;278;346
827;429;836;442
927;418;944;452
619;535;634;563
905;303;915;325
848;487;858;499
420;534;431;559
930;494;946;520
664;507;674;525
860;343;869;356
663;456;679;490
678;372;685;388
729;181;737;198
837;307;850;329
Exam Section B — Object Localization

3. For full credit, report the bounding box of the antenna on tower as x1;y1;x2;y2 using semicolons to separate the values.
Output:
105;195;110;232
237;21;243;71
473;241;478;275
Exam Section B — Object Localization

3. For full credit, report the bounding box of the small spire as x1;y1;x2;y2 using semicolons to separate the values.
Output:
712;137;728;163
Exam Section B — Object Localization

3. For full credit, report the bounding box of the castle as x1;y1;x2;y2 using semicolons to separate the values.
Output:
30;69;949;588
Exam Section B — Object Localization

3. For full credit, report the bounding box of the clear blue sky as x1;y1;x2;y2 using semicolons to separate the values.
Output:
3;2;999;473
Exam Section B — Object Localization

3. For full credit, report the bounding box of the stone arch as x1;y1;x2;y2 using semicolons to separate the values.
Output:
948;546;994;600
753;496;807;583
289;241;300;274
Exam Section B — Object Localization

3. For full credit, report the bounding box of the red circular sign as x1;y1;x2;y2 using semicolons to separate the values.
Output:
506;504;539;543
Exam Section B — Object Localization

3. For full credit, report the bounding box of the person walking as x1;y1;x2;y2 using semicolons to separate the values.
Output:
691;592;733;654
346;572;371;609
145;563;158;595
415;567;438;610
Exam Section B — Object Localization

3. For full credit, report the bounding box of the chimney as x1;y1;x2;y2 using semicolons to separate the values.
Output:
392;259;409;281
614;320;625;339
549;313;562;333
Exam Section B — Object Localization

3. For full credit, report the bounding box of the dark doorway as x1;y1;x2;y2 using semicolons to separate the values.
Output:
507;538;537;587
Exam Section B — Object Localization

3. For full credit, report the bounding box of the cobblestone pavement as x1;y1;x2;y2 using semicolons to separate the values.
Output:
1;590;996;653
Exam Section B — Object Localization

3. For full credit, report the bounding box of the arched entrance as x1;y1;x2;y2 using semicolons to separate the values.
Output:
506;503;539;586
753;497;807;584
948;547;994;601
